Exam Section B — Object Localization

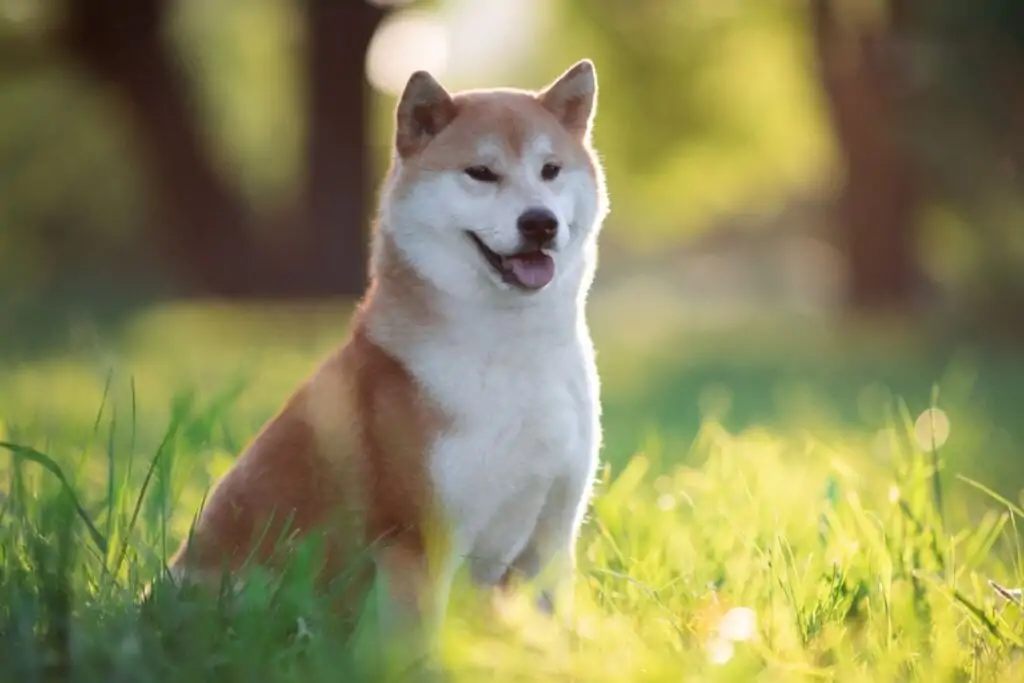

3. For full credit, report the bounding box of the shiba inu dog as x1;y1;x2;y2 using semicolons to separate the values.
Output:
167;58;609;636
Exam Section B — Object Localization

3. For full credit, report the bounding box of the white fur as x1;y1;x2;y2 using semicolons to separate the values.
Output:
369;116;608;617
379;131;602;304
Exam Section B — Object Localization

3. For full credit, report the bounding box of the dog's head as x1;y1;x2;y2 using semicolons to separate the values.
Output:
378;60;608;302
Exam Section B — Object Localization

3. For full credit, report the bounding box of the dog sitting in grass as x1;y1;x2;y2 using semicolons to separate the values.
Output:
166;59;609;639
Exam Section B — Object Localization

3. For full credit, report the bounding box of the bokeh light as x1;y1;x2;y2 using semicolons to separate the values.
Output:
914;407;951;451
718;606;758;643
366;10;448;95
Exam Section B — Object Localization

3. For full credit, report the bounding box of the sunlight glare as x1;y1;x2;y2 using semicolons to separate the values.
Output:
366;0;545;96
439;0;547;83
706;636;735;665
718;606;757;643
888;484;900;503
366;11;448;96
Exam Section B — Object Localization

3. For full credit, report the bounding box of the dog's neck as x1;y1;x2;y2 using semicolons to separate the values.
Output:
359;228;590;357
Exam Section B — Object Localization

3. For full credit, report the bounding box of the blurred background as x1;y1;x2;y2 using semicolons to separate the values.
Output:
1;0;1024;514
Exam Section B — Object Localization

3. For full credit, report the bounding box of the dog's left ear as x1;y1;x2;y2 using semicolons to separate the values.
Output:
538;59;597;139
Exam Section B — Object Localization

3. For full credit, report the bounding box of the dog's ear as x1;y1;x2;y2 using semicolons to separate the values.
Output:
538;59;597;139
395;71;457;158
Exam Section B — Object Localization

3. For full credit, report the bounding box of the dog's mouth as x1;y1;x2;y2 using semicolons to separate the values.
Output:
467;232;555;291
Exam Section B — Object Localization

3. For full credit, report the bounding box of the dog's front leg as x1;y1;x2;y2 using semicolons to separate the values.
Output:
503;472;593;618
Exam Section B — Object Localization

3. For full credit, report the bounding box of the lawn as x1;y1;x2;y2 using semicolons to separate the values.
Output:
2;301;1024;682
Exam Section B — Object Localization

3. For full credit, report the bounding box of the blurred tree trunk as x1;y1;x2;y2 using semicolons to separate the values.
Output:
58;0;383;298
301;0;383;297
811;0;923;314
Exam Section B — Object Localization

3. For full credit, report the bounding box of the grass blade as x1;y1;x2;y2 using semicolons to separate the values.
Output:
0;441;107;555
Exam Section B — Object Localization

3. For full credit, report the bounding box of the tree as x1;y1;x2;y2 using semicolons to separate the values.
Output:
562;0;1024;322
809;0;923;314
557;0;926;314
811;0;1024;324
56;0;385;298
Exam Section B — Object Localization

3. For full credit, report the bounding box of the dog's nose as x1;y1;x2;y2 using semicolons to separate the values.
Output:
517;208;558;246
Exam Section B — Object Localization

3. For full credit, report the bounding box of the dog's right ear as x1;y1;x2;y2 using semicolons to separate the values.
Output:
395;71;456;158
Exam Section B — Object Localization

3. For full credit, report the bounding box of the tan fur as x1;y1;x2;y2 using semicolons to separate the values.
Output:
169;248;447;615
398;90;595;177
168;60;605;633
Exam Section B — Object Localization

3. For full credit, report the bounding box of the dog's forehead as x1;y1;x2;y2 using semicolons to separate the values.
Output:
408;89;585;173
451;91;566;158
475;133;552;161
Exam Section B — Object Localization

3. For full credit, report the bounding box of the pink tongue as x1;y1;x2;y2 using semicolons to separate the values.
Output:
504;252;555;290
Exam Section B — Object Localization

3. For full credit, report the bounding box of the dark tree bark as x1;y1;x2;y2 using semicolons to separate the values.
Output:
56;0;384;298
811;0;923;314
59;0;262;296
301;0;385;297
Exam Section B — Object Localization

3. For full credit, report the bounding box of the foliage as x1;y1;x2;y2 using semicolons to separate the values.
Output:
900;0;1024;324
4;392;1024;680
551;0;833;242
0;0;837;326
3;306;1024;680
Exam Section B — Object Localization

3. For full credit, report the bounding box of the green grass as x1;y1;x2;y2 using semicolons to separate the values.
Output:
3;303;1024;681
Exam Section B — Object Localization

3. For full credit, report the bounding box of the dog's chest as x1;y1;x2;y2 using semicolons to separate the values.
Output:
412;324;594;545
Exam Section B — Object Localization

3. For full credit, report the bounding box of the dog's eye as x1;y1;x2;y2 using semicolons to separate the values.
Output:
464;166;500;183
541;163;562;181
